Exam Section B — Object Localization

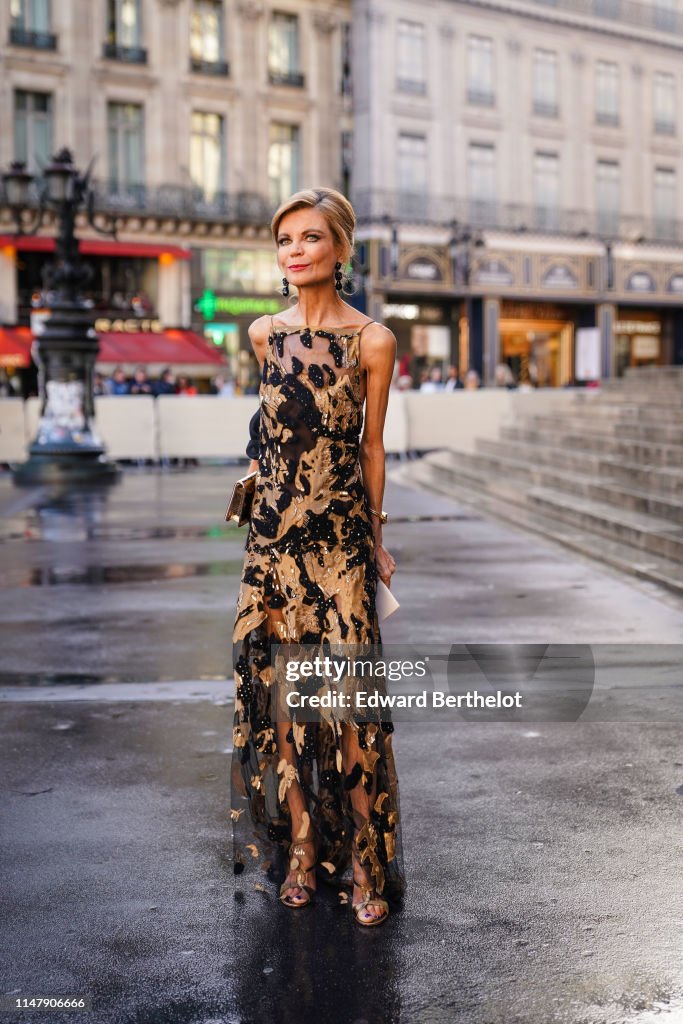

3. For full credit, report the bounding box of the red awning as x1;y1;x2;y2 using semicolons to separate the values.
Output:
0;236;191;260
0;326;33;368
96;329;228;368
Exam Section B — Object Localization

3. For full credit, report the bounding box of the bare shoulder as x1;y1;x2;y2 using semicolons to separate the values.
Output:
247;315;271;351
360;322;397;362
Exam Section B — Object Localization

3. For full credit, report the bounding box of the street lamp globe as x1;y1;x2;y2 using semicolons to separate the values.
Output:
44;149;77;204
2;161;34;209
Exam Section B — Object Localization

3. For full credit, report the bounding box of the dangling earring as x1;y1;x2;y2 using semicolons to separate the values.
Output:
334;261;343;291
282;277;289;297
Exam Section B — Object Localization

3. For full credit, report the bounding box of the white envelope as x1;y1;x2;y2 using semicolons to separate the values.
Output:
376;578;400;621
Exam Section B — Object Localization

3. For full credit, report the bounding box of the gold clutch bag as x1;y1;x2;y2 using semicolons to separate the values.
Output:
225;470;258;527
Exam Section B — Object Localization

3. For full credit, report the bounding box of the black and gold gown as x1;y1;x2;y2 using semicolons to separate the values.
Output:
230;316;406;905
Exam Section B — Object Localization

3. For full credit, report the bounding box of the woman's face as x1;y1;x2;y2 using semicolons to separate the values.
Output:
275;207;342;288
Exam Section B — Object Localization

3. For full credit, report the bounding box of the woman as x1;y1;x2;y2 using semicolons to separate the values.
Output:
230;187;406;927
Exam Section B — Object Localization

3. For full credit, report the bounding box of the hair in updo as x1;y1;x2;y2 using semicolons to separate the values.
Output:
271;187;356;266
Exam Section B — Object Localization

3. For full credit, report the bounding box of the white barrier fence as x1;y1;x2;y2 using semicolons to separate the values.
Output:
1;390;577;463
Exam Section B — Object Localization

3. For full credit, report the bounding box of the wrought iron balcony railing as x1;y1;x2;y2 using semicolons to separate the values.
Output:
467;88;496;107
268;69;305;88
9;26;57;49
397;78;428;95
533;100;559;118
352;188;683;245
102;42;148;64
596;110;620;127
87;180;274;225
190;57;230;76
499;0;683;36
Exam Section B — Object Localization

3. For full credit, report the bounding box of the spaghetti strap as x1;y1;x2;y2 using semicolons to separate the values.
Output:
357;320;377;361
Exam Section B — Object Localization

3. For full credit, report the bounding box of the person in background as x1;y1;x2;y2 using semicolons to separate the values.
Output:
420;365;445;393
464;368;481;390
494;362;517;389
211;374;236;397
129;364;154;395
154;368;178;396
93;372;108;396
444;365;463;391
108;366;130;395
177;376;198;395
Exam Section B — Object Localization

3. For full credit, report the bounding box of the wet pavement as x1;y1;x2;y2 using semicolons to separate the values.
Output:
1;462;682;1024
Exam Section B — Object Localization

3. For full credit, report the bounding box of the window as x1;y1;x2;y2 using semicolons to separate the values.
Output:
533;151;560;228
269;11;303;86
397;20;426;95
654;166;676;239
14;90;53;172
467;35;495;106
341;22;352;96
268;123;300;207
654;0;677;31
105;0;145;61
468;142;496;223
190;0;226;71
203;249;283;294
594;0;620;17
107;102;144;196
397;133;428;216
533;49;559;117
596;159;620;234
10;0;55;47
190;112;225;201
654;72;676;135
341;130;353;196
596;61;619;126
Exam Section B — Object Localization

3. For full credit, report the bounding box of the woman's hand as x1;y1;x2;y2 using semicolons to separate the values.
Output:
247;458;259;475
375;542;396;587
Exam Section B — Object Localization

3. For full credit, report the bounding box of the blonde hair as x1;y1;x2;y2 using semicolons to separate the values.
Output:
271;187;356;266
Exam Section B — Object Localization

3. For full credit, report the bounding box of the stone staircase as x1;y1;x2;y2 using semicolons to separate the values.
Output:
392;366;683;597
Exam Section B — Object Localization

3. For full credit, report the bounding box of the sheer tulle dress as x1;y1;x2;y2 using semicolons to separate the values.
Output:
230;316;406;905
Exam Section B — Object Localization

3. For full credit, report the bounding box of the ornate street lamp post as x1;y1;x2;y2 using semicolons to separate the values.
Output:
3;148;121;486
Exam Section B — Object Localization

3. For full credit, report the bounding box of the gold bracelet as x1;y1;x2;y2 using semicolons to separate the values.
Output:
368;506;389;524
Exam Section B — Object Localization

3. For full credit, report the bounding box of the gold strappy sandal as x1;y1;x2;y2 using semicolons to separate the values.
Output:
279;825;317;908
351;876;390;927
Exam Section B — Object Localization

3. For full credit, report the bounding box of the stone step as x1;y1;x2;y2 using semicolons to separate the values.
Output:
505;425;683;467
426;450;683;563
390;456;683;598
451;448;683;525
551;395;683;424
580;393;683;414
624;365;683;380
599;380;683;398
475;437;683;495
526;413;683;445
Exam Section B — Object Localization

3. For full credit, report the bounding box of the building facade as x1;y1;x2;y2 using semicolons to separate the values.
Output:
0;0;352;392
352;0;683;384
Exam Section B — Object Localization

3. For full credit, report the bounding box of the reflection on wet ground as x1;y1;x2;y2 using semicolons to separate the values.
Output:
0;512;478;544
2;467;683;1022
7;559;245;587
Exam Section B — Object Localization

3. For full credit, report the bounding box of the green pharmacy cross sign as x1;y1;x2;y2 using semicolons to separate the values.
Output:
195;290;282;320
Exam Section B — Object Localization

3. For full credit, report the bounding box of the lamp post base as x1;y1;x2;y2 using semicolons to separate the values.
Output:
12;450;122;487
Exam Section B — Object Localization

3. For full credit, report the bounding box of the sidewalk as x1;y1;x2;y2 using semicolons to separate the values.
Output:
1;465;682;1024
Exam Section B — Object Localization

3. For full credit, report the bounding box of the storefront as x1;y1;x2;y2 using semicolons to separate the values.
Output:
614;308;666;376
93;317;228;388
380;300;458;386
4;236;190;325
191;247;286;392
498;301;578;387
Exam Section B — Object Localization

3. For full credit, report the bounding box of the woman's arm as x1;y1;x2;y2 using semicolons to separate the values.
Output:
359;323;398;586
245;317;270;474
